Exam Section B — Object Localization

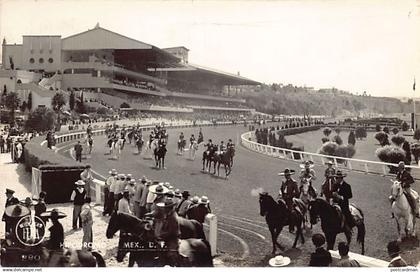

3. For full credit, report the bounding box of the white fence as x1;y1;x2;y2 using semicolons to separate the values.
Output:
241;131;420;179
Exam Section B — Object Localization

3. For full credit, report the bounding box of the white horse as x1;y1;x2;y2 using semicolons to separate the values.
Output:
299;178;317;229
189;140;199;160
390;180;417;241
114;138;125;159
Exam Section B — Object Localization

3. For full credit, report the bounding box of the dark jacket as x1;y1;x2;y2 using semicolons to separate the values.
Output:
2;196;19;221
188;204;211;223
74;144;83;155
309;247;332;267
335;181;352;209
47;222;64;250
396;170;414;188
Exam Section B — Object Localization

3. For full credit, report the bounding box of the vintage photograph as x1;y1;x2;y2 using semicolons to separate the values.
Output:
0;0;419;268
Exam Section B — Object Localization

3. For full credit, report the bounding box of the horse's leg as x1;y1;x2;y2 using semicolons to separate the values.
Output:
325;233;335;250
128;253;134;267
269;228;277;254
345;229;352;247
275;227;285;251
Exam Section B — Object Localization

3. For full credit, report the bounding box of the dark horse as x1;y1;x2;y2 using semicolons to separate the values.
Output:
259;193;305;254
106;212;213;267
212;149;234;178
308;198;366;255
202;149;216;172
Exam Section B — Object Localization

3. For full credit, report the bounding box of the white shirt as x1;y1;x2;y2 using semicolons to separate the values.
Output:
118;198;131;214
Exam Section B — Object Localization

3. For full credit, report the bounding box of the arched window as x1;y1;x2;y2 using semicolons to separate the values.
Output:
39;58;44;64
48;58;53;63
29;58;35;64
17;79;22;84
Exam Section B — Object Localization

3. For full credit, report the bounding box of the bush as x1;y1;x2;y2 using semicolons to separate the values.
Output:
25;107;56;133
355;127;367;139
402;141;412;164
321;137;330;144
376;145;406;173
332;135;343;145
318;142;355;163
414;129;420;141
319;141;338;156
401;121;409;132
392;127;399;135
335;128;341;135
375;131;389;146
348;131;356;145
323;127;332;137
411;143;420;163
391;135;405;147
375;124;381;132
383;126;390;134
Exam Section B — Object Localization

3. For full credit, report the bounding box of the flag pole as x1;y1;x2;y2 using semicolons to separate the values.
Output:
414;77;416;130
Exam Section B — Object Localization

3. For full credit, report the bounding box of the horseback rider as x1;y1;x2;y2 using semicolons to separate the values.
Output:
189;134;195;149
321;161;336;204
205;139;213;152
278;168;299;233
392;161;419;218
149;131;155;149
299;160;316;187
227;139;235;149
198;129;204;144
219;141;226;154
332;170;356;229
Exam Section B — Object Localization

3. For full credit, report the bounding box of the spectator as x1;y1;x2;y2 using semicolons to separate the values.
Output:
74;141;83;162
0;136;4;153
80;165;93;197
139;179;151;216
35;191;47;223
118;190;131;214
133;176;146;218
190;196;211;223
125;177;136;212
70;180;87;230
309;233;332;266
186;196;200;220
387;241;407;267
81;197;93;251
45;209;65;250
176;191;191;218
103;169;117;216
336;242;360;267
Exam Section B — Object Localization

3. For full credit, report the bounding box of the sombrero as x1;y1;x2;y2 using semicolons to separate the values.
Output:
148;184;169;195
199;196;210;205
41;209;67;219
5;188;15;194
5;204;31;218
278;168;296;176
191;196;200;204
108;169;118;175
334;170;347;178
268;255;291;267
325;160;334;165
300;160;314;169
19;197;38;206
174;189;182;198
75;180;85;186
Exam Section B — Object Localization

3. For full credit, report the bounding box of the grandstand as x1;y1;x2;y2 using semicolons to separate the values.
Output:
1;24;260;118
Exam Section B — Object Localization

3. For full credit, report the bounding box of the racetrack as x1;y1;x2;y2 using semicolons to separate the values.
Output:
59;124;420;266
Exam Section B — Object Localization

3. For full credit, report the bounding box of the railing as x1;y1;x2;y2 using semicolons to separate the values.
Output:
241;131;420;178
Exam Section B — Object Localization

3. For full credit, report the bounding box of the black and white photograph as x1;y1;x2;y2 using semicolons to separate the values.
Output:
0;0;420;269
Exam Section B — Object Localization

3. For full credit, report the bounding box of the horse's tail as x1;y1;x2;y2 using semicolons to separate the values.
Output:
356;221;366;246
200;239;214;267
91;251;106;267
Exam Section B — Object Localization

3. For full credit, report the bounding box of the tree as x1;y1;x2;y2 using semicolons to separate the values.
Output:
392;127;399;135
375;124;381;132
383;126;390;134
375;132;389;146
27;92;32;111
401;121;409;132
51;92;67;126
20;101;27;112
332;135;343;145
25;107;56;132
120;102;130;108
414;129;420;141
376;146;406;174
348;131;356;145
69;90;75;111
391;135;405;147
355;127;367;140
323;127;332;137
5;92;20;125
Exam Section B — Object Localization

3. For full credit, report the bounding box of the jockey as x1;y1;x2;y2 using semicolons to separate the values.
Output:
227;139;235;149
332;170;356;229
205;139;213;152
179;132;184;142
198;129;204;144
299;160;316;187
321;161;336;204
219;141;226;153
189;134;196;148
393;161;419;218
278;168;299;233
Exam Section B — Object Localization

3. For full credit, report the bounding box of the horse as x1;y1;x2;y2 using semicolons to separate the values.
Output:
178;139;186;155
308;198;365;255
135;137;144;155
299;179;317;228
202;149;215;173
114;138;125;159
189;141;199;160
390;180;417;241
155;143;167;169
227;145;235;167
213;149;233;178
106;212;213;267
38;247;106;267
259;192;305;254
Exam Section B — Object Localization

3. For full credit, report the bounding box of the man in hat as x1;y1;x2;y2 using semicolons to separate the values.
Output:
125;177;137;212
332;170;355;229
35;191;47;223
278;168;299;233
299;160;316;187
153;198;181;266
80;165;93;197
394;161;419;218
139;178;151;217
118;190;132;214
191;196;212;224
74;141;83;162
2;188;19;233
150;185;169;213
387;240;408;267
186;196;200;219
133;176;146;218
321;161;336;204
104;169;117;216
70;180;87;230
146;181;159;212
113;174;126;211
80;197;93;251
309;233;332;267
45;209;65;250
176;191;192;218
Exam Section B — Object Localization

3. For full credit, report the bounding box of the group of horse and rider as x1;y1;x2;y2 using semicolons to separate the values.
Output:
260;159;419;255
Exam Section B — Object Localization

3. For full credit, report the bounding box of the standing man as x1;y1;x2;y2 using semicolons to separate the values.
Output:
70;180;86;230
0;135;5;153
2;188;19;234
125;177;137;212
103;169;117;216
80;197;93;250
278;168;299;233
113;174;126;211
332;170;355;229
118;190;131;214
176;191;192;218
141;179;152;215
35;191;47;223
80;165;94;198
395;161;419;218
190;196;211;224
321;161;336;204
44;209;65;250
74;141;83;162
133;176;146;218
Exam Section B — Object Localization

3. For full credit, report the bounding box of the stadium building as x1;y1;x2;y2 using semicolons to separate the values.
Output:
1;24;260;115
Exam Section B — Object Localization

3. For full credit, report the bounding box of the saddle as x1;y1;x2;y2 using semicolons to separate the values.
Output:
349;204;363;223
332;204;345;229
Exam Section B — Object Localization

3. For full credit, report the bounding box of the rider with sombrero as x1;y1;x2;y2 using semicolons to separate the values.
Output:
332;170;356;229
299;160;316;187
41;209;67;250
321;161;337;204
278;168;299;233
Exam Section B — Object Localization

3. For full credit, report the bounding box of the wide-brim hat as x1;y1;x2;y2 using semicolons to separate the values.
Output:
149;184;169;195
145;180;152;186
109;169;117;175
41;209;67;219
278;169;295;176
75;180;85;186
268;255;291;267
174;189;182;197
300;160;314;169
199;196;210;205
156;198;177;209
141;176;148;182
182;190;190;197
5;188;15;194
191;196;200;204
325;160;334;165
334;170;347;178
5;204;31;218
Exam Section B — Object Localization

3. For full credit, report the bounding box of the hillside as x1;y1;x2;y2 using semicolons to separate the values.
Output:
240;84;412;116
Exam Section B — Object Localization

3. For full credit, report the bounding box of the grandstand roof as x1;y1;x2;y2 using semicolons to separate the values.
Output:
188;63;260;85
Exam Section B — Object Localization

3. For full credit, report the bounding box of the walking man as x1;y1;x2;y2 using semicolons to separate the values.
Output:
70;180;86;230
81;197;93;250
74;141;83;162
104;169;117;216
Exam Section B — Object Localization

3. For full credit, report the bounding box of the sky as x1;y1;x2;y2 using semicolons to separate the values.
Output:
0;0;419;97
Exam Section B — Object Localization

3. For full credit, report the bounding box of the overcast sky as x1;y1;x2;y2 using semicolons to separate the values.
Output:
0;0;419;97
